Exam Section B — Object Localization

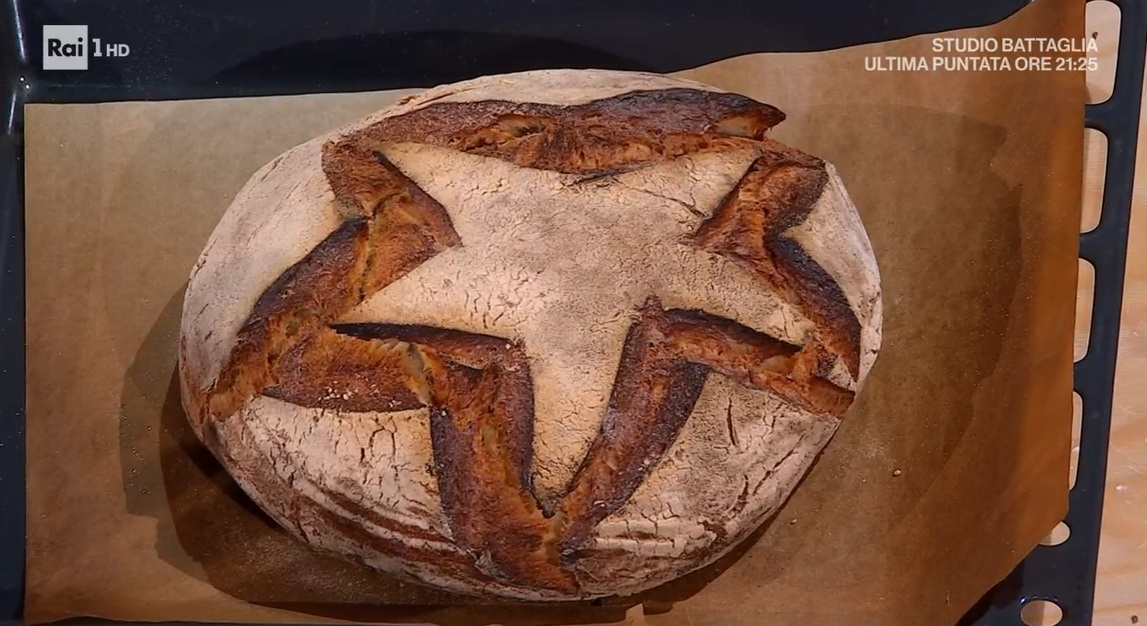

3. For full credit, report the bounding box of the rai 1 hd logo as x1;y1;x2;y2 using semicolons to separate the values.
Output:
42;25;130;70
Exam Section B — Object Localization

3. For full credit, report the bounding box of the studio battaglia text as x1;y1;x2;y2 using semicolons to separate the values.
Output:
932;36;1098;53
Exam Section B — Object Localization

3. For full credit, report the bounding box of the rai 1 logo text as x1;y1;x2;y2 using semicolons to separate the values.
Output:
42;25;130;71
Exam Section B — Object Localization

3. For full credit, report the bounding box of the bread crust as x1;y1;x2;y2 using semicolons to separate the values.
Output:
179;68;882;600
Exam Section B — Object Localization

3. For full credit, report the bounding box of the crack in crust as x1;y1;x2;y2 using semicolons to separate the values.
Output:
192;84;864;595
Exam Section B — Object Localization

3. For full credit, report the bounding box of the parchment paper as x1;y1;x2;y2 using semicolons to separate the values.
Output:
23;0;1084;624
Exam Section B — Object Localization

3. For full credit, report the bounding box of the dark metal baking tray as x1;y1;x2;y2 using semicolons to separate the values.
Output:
1;1;1142;625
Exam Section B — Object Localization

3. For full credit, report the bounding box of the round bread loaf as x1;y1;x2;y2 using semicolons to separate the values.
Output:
178;68;883;601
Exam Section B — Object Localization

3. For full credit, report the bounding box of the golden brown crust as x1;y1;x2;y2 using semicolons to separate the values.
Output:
262;327;424;413
192;82;868;597
691;149;862;377
352;88;786;175
204;219;370;421
202;153;461;422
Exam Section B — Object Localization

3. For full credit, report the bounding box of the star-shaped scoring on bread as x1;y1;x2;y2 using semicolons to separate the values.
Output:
200;87;863;595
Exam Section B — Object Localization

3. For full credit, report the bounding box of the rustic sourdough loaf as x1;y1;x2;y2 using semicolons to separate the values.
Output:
178;68;883;601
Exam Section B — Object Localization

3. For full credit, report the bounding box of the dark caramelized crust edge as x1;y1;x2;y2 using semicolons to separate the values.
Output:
353;88;787;176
